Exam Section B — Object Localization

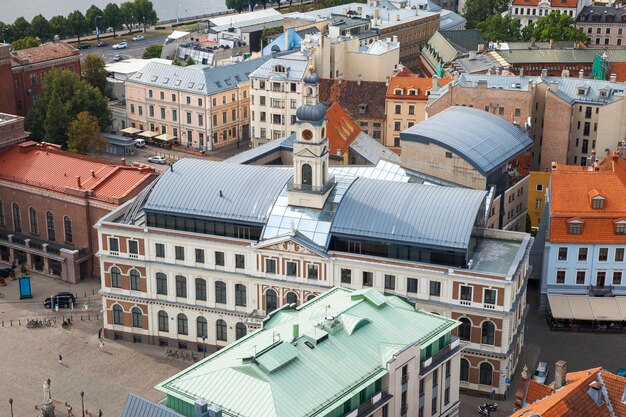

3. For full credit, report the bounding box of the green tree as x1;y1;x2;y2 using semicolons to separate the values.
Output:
462;0;508;29
120;2;136;34
67;10;88;44
103;3;123;37
522;11;586;42
142;43;163;58
184;56;195;66
49;15;70;39
12;36;40;50
67;111;107;155
30;14;53;42
172;57;182;66
134;0;158;32
11;17;32;40
85;5;104;36
476;14;521;42
44;94;71;145
81;54;108;95
226;0;250;13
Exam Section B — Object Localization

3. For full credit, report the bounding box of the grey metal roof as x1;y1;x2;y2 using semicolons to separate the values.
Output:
401;106;532;176
456;73;537;90
331;178;486;249
439;10;466;31
129;57;270;95
225;134;295;164
121;394;184;417
249;53;310;81
543;76;626;104
144;159;293;224
349;131;401;165
578;5;626;22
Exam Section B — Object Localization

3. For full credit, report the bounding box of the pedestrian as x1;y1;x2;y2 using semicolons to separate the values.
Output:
98;327;102;340
98;341;104;351
58;354;63;365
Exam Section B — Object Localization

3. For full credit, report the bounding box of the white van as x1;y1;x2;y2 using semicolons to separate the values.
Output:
134;138;145;148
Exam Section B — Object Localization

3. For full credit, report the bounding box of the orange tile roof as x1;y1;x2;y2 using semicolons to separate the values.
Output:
526;380;554;404
549;156;626;243
325;102;361;156
0;142;157;204
386;67;453;100
11;42;79;66
511;367;624;417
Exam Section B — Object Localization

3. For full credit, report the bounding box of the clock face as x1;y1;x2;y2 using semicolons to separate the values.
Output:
302;129;313;141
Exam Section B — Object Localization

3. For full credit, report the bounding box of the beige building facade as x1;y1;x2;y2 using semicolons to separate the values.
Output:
577;6;626;46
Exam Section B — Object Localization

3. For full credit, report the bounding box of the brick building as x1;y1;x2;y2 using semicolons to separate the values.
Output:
0;42;80;117
0;142;157;283
0;113;29;148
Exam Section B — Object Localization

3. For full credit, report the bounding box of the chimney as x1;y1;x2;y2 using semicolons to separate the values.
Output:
551;161;558;171
90;170;95;177
610;73;617;82
358;74;362;86
531;37;536;48
121;158;126;166
579;69;584;78
76;176;81;188
549;39;555;49
469;50;477;60
396;14;400;21
587;381;604;406
613;150;620;160
392;35;398;44
495;67;500;75
453;71;459;81
432;74;439;92
386;76;390;86
194;400;208;417
520;68;524;76
292;323;299;339
541;68;548;77
554;360;567;390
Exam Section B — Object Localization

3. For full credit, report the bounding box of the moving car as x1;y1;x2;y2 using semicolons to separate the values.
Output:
532;362;549;384
78;43;92;49
43;292;76;309
134;138;145;148
132;35;145;41
112;42;127;49
112;54;123;62
96;41;109;47
147;155;167;164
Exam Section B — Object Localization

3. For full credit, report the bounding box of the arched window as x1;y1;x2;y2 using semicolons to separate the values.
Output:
156;272;167;295
0;200;5;226
63;216;73;243
46;211;55;241
286;292;298;305
195;278;207;301
177;313;188;335
306;294;316;302
481;321;495;345
216;319;227;341
197;317;208;338
112;304;123;325
459;318;472;341
131;307;143;328
215;281;226;304
266;289;278;313
460;358;470;382
12;203;21;232
235;284;246;307
158;310;169;332
110;267;122;288
236;322;247;340
29;207;38;234
306;87;313;96
130;269;141;291
302;164;312;186
479;362;493;385
175;275;187;298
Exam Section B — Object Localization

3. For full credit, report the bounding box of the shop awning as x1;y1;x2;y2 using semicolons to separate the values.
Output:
120;127;141;134
139;130;159;138
155;134;176;142
548;294;626;321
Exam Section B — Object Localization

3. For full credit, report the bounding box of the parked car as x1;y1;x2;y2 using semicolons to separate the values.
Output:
532;362;549;384
134;138;145;148
0;267;14;278
132;35;145;41
96;41;109;47
147;155;167;164
78;43;92;49
43;292;76;309
112;54;123;62
112;42;127;49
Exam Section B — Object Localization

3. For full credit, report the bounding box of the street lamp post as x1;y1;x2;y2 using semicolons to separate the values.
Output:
95;16;102;43
80;391;85;417
9;398;13;417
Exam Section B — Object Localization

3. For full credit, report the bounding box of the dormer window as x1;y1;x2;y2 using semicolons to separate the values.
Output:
577;87;588;96
599;89;609;98
394;88;403;95
615;220;626;234
568;219;584;235
358;103;368;114
408;89;418;95
274;65;285;73
591;196;605;209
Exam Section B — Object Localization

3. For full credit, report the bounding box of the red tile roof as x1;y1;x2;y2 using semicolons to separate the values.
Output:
0;142;157;204
319;78;387;120
525;380;554;404
11;42;79;67
325;102;361;157
549;155;626;243
511;367;626;417
386;66;453;100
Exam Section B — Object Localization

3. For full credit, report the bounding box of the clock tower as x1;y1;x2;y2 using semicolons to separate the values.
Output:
288;67;335;209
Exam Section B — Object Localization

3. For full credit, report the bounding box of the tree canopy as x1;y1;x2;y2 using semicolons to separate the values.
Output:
142;44;163;59
103;3;123;36
67;10;88;44
226;0;251;13
120;2;137;34
31;14;53;42
523;12;587;42
67;112;107;155
477;14;522;42
134;0;158;32
81;54;109;95
12;37;40;50
85;5;104;34
463;0;509;29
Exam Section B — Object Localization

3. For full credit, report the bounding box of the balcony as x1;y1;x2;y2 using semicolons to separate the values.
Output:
344;392;393;417
589;285;613;296
287;176;336;195
420;336;464;375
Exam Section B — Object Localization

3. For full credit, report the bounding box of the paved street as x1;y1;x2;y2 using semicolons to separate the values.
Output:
79;33;168;63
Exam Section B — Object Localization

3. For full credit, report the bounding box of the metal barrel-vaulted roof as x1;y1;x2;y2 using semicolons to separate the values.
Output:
331;178;486;249
144;159;293;224
400;106;532;176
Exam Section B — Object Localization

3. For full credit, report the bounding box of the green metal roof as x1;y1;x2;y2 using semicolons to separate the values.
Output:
156;287;459;417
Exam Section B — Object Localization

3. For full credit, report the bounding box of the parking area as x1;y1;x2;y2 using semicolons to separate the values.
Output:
0;265;186;417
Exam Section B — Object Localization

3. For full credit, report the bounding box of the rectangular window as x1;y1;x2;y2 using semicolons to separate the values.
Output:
362;271;373;287
558;247;568;261
407;277;418;293
149;105;154;117
186;112;192;124
235;254;245;269
307;264;319;279
172;109;177;121
160;107;165;119
215;251;225;266
109;237;119;252
408;105;415;115
384;274;396;290
394;121;401;131
460;285;472;301
599;248;608;261
394;104;401;114
578;248;588;261
341;268;352;284
613;271;622;285
569;223;582;234
198;114;203;126
286;261;297;277
429;280;441;296
265;258;276;274
616;224;626;235
616;248;625;262
130;103;135;114
484;288;497;304
576;270;586;284
195;248;205;263
175;246;184;261
155;243;165;258
555;270;566;284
